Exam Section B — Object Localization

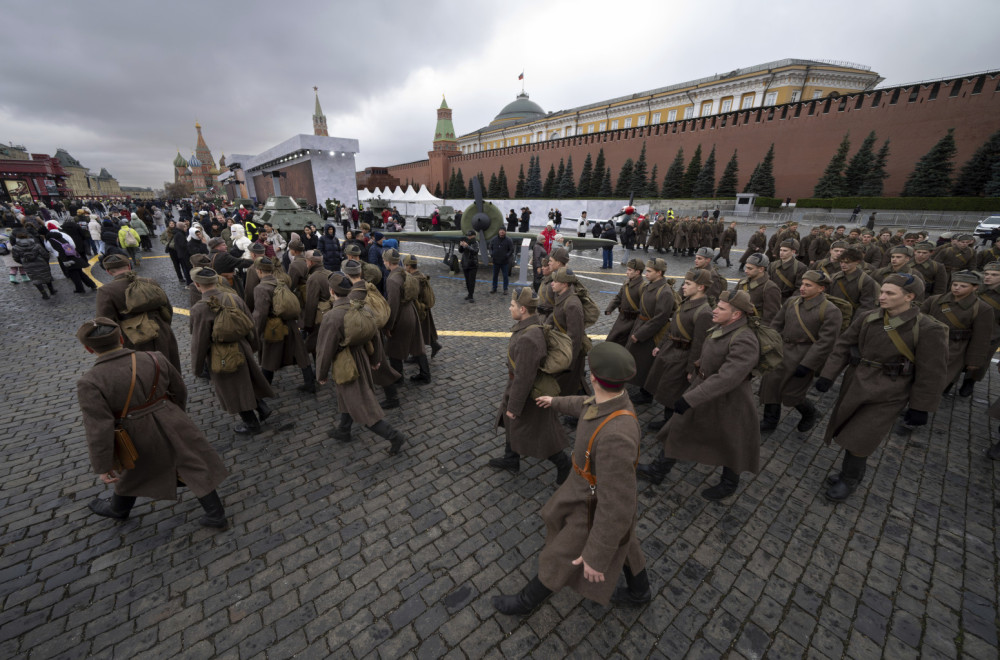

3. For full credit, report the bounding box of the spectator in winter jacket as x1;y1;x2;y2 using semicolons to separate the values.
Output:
87;212;103;255
118;223;142;268
12;232;56;299
317;223;343;272
540;221;556;253
488;228;515;294
600;223;617;269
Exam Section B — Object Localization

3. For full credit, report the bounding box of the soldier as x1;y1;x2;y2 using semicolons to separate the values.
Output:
286;239;309;302
301;250;332;356
815;274;948;501
920;270;992;396
604;258;645;345
251;257;315;393
458;230;479;302
736;253;782;324
859;230;882;269
492;342;649;615
813;240;848;280
977;262;1000;362
190;268;275;434
403;254;443;358
343;243;382;286
76;318;228;527
537;247;570;322
644;269;714;432
547;267;589;397
769;239;807;301
799;225;820;264
530;234;547;289
693;247;727;303
934;233;975;283
807;225;832;265
638;291;761;500
96;253;181;373
714;221;737;268
975;240;1000;270
759;271;842;432
243;243;268;311
739;225;768;271
315;273;407;453
829;247;881;316
673;217;689;256
635;215;650;252
383;248;430;384
344;261;402;409
486;288;572;483
626;258;676;405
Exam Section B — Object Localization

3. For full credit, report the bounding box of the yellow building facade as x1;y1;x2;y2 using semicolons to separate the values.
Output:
459;59;883;153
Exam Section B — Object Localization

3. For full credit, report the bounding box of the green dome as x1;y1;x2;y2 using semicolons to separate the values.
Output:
173;151;188;168
492;92;545;125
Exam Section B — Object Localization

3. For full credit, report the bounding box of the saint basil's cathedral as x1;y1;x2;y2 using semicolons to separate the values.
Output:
172;122;224;196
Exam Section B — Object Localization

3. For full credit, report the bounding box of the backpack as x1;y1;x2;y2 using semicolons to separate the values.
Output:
271;281;301;321
342;299;379;347
124;273;170;314
122;228;139;247
401;271;421;303
538;325;574;374
210;342;245;374
418;274;435;310
731;315;784;375
364;282;391;328
822;295;854;333
574;283;600;327
55;237;78;257
203;294;254;343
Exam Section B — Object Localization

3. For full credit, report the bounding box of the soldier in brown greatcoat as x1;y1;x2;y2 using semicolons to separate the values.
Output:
912;242;948;297
933;233;976;284
739;225;768;271
920;270;993;396
536;247;570;323
343;262;402;409
286;239;310;303
639;291;761;500
643;269;713;432
343;243;382;286
242;243;267;312
759;271;842;433
300;250;332;357
815;274;948;502
693;247;728;303
812;240;848;281
975;242;1000;270
492;342;649;615
316;273;407;453
76;318;229;528
769;239;807;301
604;258;645;345
978;262;1000;362
95;253;181;373
251;257;315;392
486;288;571;483
404;254;443;358
626;258;675;405
383;248;430;383
829;247;881;316
714;222;738;268
735;253;782;324
872;246;924;294
190;268;274;434
548;267;589;397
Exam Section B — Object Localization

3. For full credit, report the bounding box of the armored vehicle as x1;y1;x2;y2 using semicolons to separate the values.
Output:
255;196;323;238
416;205;458;231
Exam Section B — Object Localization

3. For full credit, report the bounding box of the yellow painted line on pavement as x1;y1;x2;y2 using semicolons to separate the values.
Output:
84;254;191;316
438;330;608;340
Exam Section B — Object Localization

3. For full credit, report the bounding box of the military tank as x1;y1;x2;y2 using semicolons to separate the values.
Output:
416;205;458;231
255;196;323;239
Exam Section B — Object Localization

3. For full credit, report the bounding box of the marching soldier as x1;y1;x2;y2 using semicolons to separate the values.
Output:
403;254;443;358
859;230;882;269
604;258;645;345
208;237;252;295
975;240;1000;270
343;243;382;285
486;288;571;484
286;239;309;302
815;274;948;501
638;291;761;500
872;246;923;289
978;262;1000;360
626;258;676;405
829;247;881;316
920;270;992;396
769;239;807;301
735;253;782;324
492;342;649;615
343;261;402;409
190;268;274;434
76;318;229;527
548;268;589;396
812;240;848;280
693;247;727;303
912;242;948;297
933;233;975;284
383;248;430;383
537;247;570;322
714;221;738;268
759;271;842;432
301;250;332;356
739;225;768;271
251;257;316;393
243;243;268;311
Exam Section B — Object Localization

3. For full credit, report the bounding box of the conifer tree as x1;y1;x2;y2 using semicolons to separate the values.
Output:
843;131;877;196
680;145;702;197
591;149;607;197
615;159;635;197
953;130;1000;196
542;164;557;198
717;150;739;197
745;144;776;197
984;160;1000;197
599;169;612;197
902;129;956;197
661;147;686;198
434;182;442;198
692;145;717;198
496;165;509;199
452;169;466;198
578;153;593;197
859;140;891;197
560;156;576;198
466;175;475;198
488;172;499;197
447;170;457;198
813;133;851;198
743;164;760;193
515;164;526;198
555;159;566;198
633;142;649;197
646;165;659;198
526;156;542;197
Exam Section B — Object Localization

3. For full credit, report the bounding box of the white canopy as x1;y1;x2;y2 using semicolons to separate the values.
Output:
391;186;405;198
412;184;442;203
400;185;420;201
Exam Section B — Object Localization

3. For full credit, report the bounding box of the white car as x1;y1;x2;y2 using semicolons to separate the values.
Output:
974;215;1000;238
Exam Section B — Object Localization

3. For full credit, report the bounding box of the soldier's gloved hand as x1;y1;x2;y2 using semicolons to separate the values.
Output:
793;365;812;378
673;397;691;415
814;377;833;393
904;409;928;426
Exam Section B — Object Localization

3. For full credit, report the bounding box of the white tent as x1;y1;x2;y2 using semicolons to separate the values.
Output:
401;185;419;201
412;184;442;203
391;186;405;199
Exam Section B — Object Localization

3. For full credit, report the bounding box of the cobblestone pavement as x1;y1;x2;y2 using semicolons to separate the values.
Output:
1;235;998;659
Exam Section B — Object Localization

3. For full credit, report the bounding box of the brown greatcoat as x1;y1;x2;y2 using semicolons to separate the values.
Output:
410;269;439;346
975;245;1000;270
820;308;948;456
252;277;310;371
287;255;309;301
698;265;727;304
315;297;385;427
604;276;644;345
735;273;782;324
760;293;842;406
190;289;274;413
920;292;993;385
645;297;713;406
244;262;263;312
933;244;975;278
539;394;645;606
302;265;332;354
548;286;588;395
673;221;689;252
77;349;228;500
768;258;807;301
536;274;555;323
739;230;767;266
912;259;948;297
718;227;737;260
495;316;569;458
625;277;675;387
384;268;425;359
353;281;402;388
977;284;1000;360
95;272;181;373
658;316;760;474
829;268;880;316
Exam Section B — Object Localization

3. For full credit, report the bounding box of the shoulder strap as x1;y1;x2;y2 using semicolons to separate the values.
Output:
793;298;819;343
120;353;137;420
623;280;641;311
883;311;917;362
939;301;969;330
674;300;709;341
572;409;639;488
773;265;794;288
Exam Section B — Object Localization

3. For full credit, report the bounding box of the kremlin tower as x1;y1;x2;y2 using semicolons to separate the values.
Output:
313;87;329;137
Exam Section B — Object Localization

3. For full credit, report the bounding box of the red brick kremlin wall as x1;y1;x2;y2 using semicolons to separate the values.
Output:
385;73;1000;199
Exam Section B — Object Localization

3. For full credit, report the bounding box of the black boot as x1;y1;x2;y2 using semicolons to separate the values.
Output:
330;413;353;441
646;408;673;432
759;403;781;432
431;341;443;358
89;494;136;520
611;565;652;606
958;377;975;397
488;440;520;473
256;399;272;423
197;490;227;528
492;576;552;615
630;388;653;405
549;450;572;485
987;441;1000;460
795;400;818;432
262;369;274;385
37;284;50;300
235;410;261;434
701;467;740;500
410;355;431;384
825;452;867;502
636;450;676;485
380;383;400;410
368;419;407;455
298;366;316;393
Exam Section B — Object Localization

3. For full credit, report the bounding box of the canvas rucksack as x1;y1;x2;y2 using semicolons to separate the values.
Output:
574;283;600;327
364;282;391;328
202;294;254;343
124;273;170;314
271;281;301;321
505;325;575;399
730;315;784;375
400;271;421;304
821;295;854;334
418;274;436;310
342;300;379;347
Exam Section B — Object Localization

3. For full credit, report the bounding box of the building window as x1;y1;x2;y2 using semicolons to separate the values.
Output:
701;101;713;115
637;115;646;126
588;124;594;133
683;106;693;119
652;112;661;124
720;99;732;113
740;94;755;110
764;92;777;106
624;118;632;128
599;122;606;131
667;109;677;122
812;90;823;99
505;139;511;147
789;91;800;103
610;120;619;130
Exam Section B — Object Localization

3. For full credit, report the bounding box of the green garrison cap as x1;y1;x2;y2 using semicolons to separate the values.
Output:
588;341;636;388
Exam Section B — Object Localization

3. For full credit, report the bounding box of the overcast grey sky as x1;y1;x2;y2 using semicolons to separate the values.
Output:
2;0;996;190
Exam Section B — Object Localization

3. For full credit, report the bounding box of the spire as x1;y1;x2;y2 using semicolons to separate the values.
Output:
433;95;457;145
313;86;329;136
440;94;449;110
195;121;208;150
314;86;323;116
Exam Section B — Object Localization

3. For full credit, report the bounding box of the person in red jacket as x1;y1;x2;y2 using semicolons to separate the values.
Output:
540;221;557;253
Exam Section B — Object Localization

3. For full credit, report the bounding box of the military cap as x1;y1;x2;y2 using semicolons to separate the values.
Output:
625;257;645;271
685;268;713;287
983;262;1000;272
305;249;324;262
904;232;920;240
191;267;218;285
839;247;865;262
205;237;223;249
189;253;212;268
860;229;875;237
831;240;849;250
549;247;570;265
746;253;769;267
646;257;667;272
882;272;925;298
348;281;368;302
551;267;579;284
914;241;936;252
344;243;362;256
403;253;418;266
371;232;384;241
588;341;636;389
249;243;266;254
951;270;982;285
889;245;914;257
342;261;362;276
76;317;122;351
719;290;755;315
955;233;975;241
801;270;829;286
327;272;352;296
256;257;275;272
511;287;538;309
101;253;130;271
780;238;800;251
288;239;305;252
695;247;715;258
383;248;400;264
